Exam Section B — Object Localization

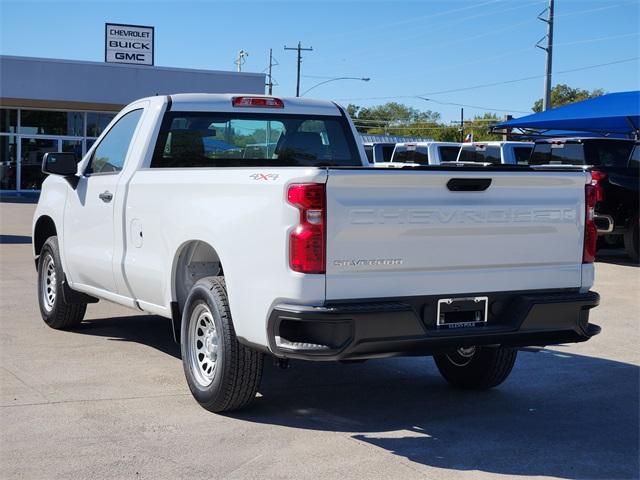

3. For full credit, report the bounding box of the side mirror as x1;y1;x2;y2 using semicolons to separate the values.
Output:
42;152;79;188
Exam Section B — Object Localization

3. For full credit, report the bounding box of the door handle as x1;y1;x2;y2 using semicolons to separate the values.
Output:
98;191;113;202
446;178;492;192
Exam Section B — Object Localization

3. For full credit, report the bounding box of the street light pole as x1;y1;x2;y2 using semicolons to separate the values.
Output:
301;77;370;97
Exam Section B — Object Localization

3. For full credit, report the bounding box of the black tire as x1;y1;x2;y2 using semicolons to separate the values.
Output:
434;346;517;390
624;214;639;262
180;276;263;413
37;236;86;329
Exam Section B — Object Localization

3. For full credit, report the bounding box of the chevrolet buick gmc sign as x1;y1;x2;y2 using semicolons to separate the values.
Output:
105;23;154;66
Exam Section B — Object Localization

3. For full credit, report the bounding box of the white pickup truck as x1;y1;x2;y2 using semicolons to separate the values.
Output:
390;141;461;165
33;94;600;413
457;141;534;165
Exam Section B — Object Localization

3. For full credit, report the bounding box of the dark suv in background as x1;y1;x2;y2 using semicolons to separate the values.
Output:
530;138;639;261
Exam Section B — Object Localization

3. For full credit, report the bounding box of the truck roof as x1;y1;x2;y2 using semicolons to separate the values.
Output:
136;93;344;116
461;141;533;147
534;137;635;144
395;141;461;147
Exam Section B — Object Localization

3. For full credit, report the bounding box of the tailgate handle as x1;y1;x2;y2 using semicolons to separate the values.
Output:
447;178;492;192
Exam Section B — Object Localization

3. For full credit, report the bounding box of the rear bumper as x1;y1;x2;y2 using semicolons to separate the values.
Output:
267;290;600;361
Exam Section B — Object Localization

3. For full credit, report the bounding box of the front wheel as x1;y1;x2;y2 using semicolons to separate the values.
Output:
181;276;263;412
434;346;517;390
37;236;86;329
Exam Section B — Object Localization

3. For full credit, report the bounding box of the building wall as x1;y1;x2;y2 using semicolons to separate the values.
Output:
0;55;265;108
0;55;266;193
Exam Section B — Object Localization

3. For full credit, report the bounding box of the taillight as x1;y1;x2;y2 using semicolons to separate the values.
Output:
231;96;284;108
287;183;326;274
590;170;607;202
583;183;597;263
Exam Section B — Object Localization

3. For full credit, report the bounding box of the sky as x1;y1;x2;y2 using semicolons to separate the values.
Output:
0;0;638;123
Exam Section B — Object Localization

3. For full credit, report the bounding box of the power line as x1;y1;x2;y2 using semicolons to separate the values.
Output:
416;97;531;114
317;0;505;45
313;1;635;72
307;31;639;87
337;57;640;102
352;1;543;66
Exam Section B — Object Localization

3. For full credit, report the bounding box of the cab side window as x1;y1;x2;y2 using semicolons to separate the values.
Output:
86;109;143;174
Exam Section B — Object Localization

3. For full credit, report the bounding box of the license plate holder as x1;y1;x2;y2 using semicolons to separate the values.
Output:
437;296;488;329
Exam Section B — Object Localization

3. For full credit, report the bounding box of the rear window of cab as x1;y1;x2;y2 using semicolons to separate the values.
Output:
458;145;501;164
150;112;360;168
530;141;634;167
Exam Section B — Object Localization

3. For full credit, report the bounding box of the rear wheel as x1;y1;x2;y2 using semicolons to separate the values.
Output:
37;236;86;329
181;276;263;412
624;214;639;262
434;346;517;390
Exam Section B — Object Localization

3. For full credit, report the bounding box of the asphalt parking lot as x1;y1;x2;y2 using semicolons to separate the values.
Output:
1;201;638;480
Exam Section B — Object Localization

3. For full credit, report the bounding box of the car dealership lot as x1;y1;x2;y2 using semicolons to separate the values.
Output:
1;202;638;480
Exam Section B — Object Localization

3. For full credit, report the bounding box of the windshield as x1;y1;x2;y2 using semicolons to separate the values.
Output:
458;145;501;164
151;112;359;168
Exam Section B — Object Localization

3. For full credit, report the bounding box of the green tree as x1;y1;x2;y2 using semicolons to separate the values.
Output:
463;113;502;142
532;84;605;112
346;102;440;134
346;102;504;141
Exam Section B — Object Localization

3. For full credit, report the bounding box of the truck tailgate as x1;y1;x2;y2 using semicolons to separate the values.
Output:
325;169;588;300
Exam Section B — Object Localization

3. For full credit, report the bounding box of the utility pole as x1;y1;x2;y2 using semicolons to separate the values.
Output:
460;107;464;143
266;49;275;95
284;41;313;97
235;49;249;72
536;0;554;110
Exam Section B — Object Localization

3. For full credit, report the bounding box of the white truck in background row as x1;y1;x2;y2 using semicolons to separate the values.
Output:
389;141;462;165
33;94;599;413
457;141;534;165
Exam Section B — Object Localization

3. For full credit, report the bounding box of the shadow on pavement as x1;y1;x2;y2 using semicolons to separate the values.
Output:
75;314;180;359
69;314;639;478
0;234;32;244
240;350;639;479
597;249;638;267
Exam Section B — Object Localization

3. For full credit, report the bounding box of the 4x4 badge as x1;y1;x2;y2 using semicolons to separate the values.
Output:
250;173;279;181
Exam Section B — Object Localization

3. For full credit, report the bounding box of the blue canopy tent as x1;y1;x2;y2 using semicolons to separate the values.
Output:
492;91;640;139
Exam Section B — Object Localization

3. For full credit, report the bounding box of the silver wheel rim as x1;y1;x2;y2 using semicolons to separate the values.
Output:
40;253;57;312
188;302;219;387
446;346;477;367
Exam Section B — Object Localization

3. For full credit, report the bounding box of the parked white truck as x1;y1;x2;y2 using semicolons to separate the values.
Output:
390;141;461;165
457;141;534;165
33;94;600;412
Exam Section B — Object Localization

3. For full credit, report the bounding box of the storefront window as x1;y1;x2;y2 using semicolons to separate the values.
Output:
0;109;18;133
0;136;18;190
20;110;84;136
87;112;116;137
20;138;57;190
62;140;84;159
2;107;120;191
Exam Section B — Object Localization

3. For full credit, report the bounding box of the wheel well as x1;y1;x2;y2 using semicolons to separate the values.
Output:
33;216;57;266
173;241;223;313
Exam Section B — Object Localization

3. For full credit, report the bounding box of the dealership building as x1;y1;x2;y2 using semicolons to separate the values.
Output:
0;54;266;194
